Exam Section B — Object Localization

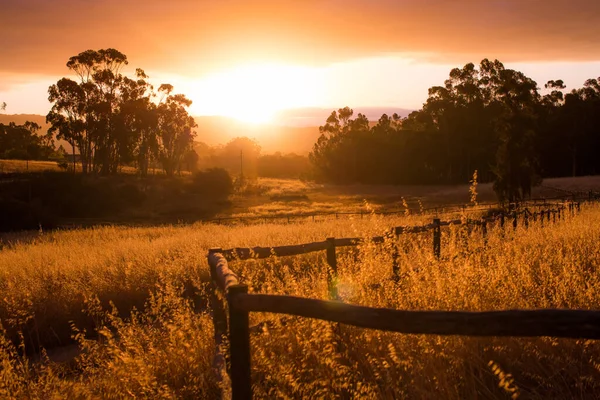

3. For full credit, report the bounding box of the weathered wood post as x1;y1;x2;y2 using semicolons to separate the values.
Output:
433;218;441;259
533;211;537;223
208;249;228;338
524;210;529;229
577;202;581;213
500;213;505;229
552;210;556;224
557;207;561;220
228;284;252;400
207;248;232;394
326;237;338;299
513;211;518;230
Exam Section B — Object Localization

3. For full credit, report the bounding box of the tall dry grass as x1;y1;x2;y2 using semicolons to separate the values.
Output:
0;204;599;398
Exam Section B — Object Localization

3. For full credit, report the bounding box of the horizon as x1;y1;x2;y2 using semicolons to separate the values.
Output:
1;1;600;124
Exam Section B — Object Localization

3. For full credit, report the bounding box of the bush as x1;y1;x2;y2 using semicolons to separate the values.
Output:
189;168;233;198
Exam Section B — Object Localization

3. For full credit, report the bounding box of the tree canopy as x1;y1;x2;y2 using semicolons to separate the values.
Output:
47;49;197;176
0;121;56;161
309;59;600;202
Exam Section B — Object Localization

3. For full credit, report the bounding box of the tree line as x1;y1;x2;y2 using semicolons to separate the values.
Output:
309;59;600;201
46;49;197;176
0;121;59;162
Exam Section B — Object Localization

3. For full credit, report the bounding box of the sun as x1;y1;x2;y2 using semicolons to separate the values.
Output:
188;63;321;124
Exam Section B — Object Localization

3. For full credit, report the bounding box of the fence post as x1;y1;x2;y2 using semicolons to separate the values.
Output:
481;219;487;246
500;213;505;229
552;210;556;224
577;202;581;213
533;211;537;223
513;211;517;230
228;284;252;400
326;238;338;299
433;218;441;259
557;207;561;220
524;210;529;229
207;248;229;375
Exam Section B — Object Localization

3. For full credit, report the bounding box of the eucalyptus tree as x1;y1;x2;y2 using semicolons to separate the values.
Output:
47;49;196;176
155;84;197;176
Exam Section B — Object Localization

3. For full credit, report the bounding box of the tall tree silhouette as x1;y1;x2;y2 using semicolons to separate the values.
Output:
47;49;196;176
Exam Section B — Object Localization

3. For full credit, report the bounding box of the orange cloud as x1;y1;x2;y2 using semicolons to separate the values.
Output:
1;0;599;77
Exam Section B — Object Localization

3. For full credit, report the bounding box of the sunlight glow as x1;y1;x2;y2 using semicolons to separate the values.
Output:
188;63;323;124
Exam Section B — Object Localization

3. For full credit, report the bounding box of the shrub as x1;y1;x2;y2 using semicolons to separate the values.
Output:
189;168;233;198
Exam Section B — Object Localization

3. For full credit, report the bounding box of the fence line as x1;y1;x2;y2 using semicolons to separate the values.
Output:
204;192;597;226
207;199;595;399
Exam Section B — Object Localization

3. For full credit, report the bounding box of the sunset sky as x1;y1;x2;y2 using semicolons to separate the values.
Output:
1;0;600;124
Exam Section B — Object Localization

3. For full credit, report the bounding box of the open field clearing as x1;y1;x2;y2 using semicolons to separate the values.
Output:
3;161;600;226
1;202;600;398
229;175;600;218
0;159;62;173
0;160;179;175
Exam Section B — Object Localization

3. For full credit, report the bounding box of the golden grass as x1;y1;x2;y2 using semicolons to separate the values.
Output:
0;159;183;175
0;159;62;173
1;205;600;398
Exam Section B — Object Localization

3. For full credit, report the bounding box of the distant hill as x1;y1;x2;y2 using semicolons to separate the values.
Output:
0;106;413;155
0;114;50;131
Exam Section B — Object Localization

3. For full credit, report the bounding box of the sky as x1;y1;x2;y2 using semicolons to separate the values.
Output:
1;0;600;124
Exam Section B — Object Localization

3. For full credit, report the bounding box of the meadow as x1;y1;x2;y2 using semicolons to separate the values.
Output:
1;198;600;398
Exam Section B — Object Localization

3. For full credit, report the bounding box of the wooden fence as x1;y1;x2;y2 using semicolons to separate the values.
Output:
207;200;599;399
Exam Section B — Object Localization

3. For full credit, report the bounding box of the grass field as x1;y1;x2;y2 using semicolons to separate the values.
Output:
4;159;600;223
1;199;600;398
0;159;175;175
230;175;600;218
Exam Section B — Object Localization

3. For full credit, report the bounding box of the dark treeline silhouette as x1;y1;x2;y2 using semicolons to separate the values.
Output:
310;59;600;202
46;49;197;176
0;121;60;162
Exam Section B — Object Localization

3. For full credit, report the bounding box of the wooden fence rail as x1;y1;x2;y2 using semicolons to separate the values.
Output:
232;292;600;339
224;289;600;399
219;204;574;286
207;199;593;399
